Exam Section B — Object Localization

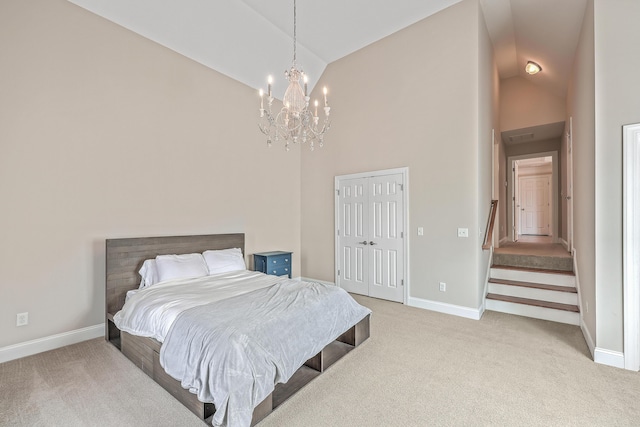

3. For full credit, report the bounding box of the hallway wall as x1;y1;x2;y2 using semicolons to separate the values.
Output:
592;0;640;354
500;76;566;132
498;76;567;245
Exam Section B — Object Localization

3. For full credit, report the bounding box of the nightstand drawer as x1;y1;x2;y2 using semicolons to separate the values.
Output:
267;254;291;267
254;251;292;279
268;266;290;277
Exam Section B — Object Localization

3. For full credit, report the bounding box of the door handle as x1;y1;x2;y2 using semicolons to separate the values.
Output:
369;241;377;245
358;241;369;245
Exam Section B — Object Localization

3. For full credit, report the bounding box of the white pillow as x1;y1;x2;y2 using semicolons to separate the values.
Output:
202;248;246;275
155;253;209;283
138;259;159;289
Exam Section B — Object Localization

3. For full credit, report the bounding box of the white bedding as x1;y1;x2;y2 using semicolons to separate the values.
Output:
160;279;371;427
113;270;371;427
113;270;283;342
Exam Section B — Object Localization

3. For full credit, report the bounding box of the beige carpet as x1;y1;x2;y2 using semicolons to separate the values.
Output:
2;295;640;426
494;242;571;258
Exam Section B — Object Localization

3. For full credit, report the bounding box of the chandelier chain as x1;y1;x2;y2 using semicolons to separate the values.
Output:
293;0;297;67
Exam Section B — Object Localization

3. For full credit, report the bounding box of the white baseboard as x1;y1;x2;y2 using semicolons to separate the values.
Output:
583;306;625;369
0;324;104;364
408;296;482;320
594;347;625;369
560;238;569;251
312;279;481;320
499;237;509;246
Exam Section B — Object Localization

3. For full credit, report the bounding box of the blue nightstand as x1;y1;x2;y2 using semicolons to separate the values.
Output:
254;251;292;278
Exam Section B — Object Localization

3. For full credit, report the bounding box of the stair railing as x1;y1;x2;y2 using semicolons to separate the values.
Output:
482;200;498;314
482;200;498;250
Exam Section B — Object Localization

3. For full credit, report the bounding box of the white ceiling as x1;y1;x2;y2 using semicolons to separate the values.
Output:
67;0;588;100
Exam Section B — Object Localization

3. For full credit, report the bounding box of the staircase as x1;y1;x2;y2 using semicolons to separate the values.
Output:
486;250;579;325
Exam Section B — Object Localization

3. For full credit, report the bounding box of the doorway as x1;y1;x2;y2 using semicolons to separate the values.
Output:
623;123;640;370
518;173;551;236
334;168;408;303
507;151;559;243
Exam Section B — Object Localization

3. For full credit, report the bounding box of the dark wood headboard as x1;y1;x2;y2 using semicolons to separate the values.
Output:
105;233;245;319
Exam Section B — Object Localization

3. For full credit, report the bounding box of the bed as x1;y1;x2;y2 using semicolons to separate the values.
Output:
105;233;370;426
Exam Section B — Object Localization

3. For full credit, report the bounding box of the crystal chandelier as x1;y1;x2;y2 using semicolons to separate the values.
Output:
259;0;331;151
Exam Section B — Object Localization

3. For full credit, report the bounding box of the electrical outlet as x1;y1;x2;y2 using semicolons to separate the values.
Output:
417;227;424;236
457;228;469;238
16;312;28;327
439;282;446;292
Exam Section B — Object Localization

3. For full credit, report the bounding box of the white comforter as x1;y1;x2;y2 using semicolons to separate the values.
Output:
113;271;371;427
113;270;284;342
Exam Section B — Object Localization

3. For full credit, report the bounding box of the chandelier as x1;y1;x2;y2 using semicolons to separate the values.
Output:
258;0;331;151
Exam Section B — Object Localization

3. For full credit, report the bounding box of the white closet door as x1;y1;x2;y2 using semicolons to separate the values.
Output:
337;173;404;303
367;174;404;302
338;177;369;296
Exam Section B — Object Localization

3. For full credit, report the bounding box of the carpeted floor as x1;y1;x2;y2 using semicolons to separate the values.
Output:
2;295;639;426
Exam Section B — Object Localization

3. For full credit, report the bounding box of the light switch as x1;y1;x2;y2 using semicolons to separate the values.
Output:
457;228;469;238
417;227;424;236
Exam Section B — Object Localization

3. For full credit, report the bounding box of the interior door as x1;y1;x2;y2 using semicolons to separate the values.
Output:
512;161;520;241
519;175;550;235
337;172;405;303
338;177;369;296
567;117;574;251
367;174;404;302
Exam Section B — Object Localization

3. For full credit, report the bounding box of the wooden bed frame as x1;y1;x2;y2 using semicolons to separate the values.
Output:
105;233;370;425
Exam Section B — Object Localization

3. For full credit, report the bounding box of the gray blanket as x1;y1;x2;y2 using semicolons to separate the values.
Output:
159;280;371;427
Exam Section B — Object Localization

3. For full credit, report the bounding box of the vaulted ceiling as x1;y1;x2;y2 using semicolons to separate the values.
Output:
68;0;588;100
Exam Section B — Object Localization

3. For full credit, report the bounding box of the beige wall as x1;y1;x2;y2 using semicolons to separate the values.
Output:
500;76;566;132
478;2;499;301
592;0;640;353
301;0;494;311
567;0;596;345
567;0;640;355
0;0;301;348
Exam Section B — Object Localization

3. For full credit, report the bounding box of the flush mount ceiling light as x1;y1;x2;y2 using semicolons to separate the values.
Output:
525;61;542;75
258;0;331;151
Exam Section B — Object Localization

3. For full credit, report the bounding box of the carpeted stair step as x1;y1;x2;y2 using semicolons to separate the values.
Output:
491;264;575;275
491;265;576;287
487;279;578;306
486;293;579;312
493;252;573;272
485;293;580;325
488;278;576;293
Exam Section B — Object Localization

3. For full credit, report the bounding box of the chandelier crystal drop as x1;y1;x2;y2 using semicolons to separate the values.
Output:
258;0;331;151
